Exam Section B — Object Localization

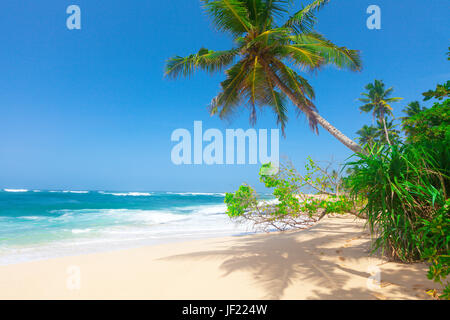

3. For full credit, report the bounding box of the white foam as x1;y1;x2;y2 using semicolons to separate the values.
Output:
17;216;45;221
48;208;188;225
71;228;92;234
4;189;28;193
179;204;227;215
99;192;152;197
63;190;89;194
0;202;259;265
167;192;225;196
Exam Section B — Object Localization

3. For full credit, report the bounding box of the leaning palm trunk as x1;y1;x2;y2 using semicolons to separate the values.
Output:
381;116;392;146
260;59;362;154
165;0;365;154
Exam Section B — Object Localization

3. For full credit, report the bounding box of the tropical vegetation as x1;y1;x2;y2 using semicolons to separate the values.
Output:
358;80;402;145
348;68;450;298
164;0;449;301
225;159;355;232
225;71;449;298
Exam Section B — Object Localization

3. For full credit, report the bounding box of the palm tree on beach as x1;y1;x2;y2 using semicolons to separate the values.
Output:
400;101;426;121
356;125;377;148
400;101;427;137
375;117;400;145
358;80;402;146
165;0;363;153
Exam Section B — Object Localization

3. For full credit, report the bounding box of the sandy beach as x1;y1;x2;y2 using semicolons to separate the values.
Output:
0;215;439;300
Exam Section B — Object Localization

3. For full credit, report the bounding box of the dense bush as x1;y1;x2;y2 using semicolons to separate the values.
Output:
402;99;450;144
345;140;449;298
352;67;449;298
419;199;450;299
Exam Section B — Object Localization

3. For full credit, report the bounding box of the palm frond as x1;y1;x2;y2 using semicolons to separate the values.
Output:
385;97;403;103
165;48;238;79
283;0;330;33
165;0;362;152
242;27;291;51
270;59;319;132
202;0;253;36
275;44;323;70
209;59;251;119
264;73;288;135
359;80;402;122
356;124;378;146
290;33;362;71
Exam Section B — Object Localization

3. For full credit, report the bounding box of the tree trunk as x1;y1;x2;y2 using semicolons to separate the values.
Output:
381;116;392;146
260;59;363;154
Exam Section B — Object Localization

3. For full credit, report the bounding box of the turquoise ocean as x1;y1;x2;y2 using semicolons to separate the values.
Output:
0;189;262;265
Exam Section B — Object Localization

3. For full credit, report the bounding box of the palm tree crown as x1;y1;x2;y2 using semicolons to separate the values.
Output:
165;0;363;152
358;80;402;145
375;117;400;144
400;101;427;136
356;125;378;147
401;101;426;119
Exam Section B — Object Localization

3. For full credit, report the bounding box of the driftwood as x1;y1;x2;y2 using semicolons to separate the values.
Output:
231;198;329;232
231;158;359;232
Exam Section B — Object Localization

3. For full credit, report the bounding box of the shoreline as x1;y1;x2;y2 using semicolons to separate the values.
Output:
0;215;439;300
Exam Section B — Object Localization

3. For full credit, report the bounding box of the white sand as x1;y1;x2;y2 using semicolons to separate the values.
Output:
0;215;439;299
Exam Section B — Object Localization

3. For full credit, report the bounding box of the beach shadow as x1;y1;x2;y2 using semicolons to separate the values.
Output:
160;218;432;299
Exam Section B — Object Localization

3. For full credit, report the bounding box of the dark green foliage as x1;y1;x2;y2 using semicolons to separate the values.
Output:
356;118;400;149
358;80;402;119
375;117;401;144
422;80;449;101
356;125;378;147
402;99;450;144
401;101;427;119
350;65;450;298
346;143;448;261
345;141;449;299
419;199;450;299
357;80;402;146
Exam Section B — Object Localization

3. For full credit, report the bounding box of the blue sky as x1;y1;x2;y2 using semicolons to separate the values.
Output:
0;0;448;192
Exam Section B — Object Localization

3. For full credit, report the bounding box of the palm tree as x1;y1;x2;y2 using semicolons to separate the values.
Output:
401;101;426;119
400;101;427;137
356;125;378;148
375;117;400;145
165;0;363;153
358;80;402;146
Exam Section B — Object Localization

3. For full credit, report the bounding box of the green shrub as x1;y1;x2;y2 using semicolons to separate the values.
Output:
345;142;449;299
225;159;356;231
419;199;450;299
402;98;450;144
346;143;448;260
422;80;449;101
224;184;257;218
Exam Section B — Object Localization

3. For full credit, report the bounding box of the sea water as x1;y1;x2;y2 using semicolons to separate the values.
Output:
0;189;264;265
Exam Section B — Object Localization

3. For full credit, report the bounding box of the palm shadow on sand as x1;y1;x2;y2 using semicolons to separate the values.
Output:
160;217;429;299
